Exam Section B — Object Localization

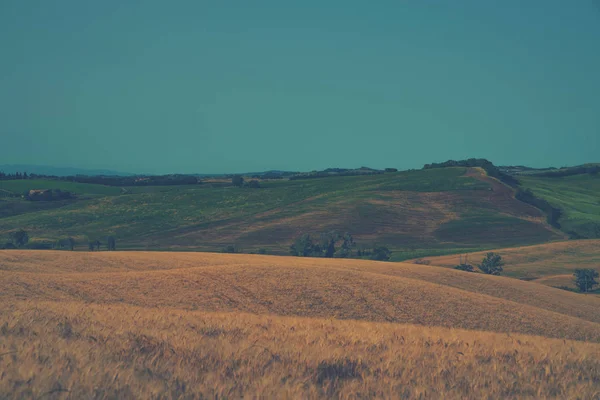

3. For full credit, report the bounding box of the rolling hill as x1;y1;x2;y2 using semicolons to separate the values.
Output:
0;167;565;257
518;172;600;238
413;239;600;291
1;251;599;398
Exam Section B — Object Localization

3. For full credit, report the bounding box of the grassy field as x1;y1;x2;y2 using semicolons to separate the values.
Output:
415;239;600;290
1;251;599;398
0;167;564;255
519;173;600;238
0;179;123;196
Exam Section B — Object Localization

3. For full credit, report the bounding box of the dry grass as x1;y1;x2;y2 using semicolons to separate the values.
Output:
1;301;599;399
1;250;600;398
416;239;600;283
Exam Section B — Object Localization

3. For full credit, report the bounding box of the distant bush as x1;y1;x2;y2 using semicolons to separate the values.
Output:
2;242;16;249
573;269;599;293
384;168;398;173
26;189;75;201
107;236;116;251
25;242;53;250
454;264;475;272
8;230;29;248
246;180;261;188
232;176;245;187
477;252;504;275
221;245;237;254
535;165;600;178
257;248;268;255
413;259;431;265
370;246;392;261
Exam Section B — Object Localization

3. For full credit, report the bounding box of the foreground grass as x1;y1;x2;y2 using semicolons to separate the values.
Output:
2;251;600;342
1;300;599;399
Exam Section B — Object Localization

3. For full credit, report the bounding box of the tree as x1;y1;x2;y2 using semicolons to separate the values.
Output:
370;246;391;261
478;252;504;275
384;168;398;173
8;230;29;248
337;233;356;258
290;234;316;257
88;242;95;251
94;240;101;251
324;237;336;258
107;236;116;251
573;269;599;292
66;237;75;251
221;245;237;253
232;175;244;187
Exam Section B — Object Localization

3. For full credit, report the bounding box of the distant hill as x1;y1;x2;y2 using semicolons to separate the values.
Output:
0;166;564;256
0;164;135;177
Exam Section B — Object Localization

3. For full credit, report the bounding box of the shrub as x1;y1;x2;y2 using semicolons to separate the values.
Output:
232;175;244;187
573;269;599;292
107;236;116;251
257;248;268;255
221;245;237;254
370;246;391;261
455;264;475;272
478;252;504;275
8;230;29;248
413;259;431;265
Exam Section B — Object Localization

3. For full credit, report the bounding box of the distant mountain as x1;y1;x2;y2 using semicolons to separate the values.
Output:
0;165;135;177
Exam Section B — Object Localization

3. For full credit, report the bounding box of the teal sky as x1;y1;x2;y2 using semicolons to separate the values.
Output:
1;1;599;174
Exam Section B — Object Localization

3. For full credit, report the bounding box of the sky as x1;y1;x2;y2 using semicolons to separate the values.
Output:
1;1;599;174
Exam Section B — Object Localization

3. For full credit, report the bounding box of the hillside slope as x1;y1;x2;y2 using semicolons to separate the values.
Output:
0;167;563;256
519;173;600;238
2;251;599;342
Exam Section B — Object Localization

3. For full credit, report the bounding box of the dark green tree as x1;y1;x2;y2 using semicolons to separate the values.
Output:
573;269;599;292
94;240;101;251
370;246;391;261
290;234;316;257
478;252;504;275
66;237;75;251
246;180;260;188
8;230;29;248
232;175;245;187
337;233;355;258
221;245;237;253
88;242;95;251
107;236;116;251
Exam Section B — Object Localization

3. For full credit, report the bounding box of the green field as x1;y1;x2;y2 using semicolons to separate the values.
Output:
0;168;564;255
519;174;600;238
0;179;123;196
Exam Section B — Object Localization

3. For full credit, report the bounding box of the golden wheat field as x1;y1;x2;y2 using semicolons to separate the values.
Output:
1;250;600;399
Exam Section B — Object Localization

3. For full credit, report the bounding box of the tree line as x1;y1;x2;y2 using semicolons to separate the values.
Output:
289;232;392;261
0;230;117;251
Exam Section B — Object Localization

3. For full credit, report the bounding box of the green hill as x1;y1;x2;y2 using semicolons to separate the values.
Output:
518;173;600;238
0;167;564;256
